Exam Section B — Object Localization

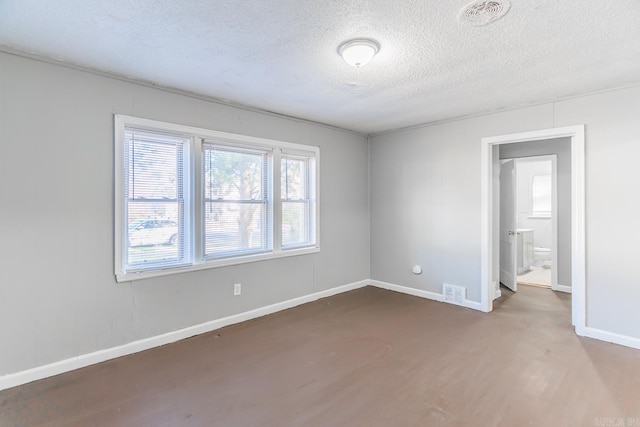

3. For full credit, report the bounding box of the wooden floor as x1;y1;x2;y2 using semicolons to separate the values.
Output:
2;286;640;426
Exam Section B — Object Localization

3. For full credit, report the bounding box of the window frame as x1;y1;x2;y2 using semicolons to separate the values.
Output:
201;142;272;260
119;129;192;273
280;151;317;250
115;114;320;282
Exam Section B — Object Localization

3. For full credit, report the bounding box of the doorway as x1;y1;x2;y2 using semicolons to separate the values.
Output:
480;125;585;334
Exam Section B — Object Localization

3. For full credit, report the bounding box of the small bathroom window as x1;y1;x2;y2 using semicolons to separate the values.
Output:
531;174;551;217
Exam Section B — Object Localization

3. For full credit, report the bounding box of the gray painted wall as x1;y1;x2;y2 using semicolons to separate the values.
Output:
0;52;370;376
500;138;572;286
370;85;640;340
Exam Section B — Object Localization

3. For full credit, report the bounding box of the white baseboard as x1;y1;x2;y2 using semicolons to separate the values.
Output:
461;298;484;311
552;284;572;293
493;281;501;300
369;280;483;311
0;280;369;392
370;279;444;302
581;326;640;350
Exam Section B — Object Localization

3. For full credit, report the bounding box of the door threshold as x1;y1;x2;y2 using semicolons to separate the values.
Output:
517;281;551;289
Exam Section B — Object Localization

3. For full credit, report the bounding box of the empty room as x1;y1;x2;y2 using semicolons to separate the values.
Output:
1;1;640;426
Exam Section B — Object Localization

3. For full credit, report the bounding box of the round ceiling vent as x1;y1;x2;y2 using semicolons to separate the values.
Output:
457;0;511;26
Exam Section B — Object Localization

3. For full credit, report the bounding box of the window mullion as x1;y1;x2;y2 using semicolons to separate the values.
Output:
273;148;282;252
192;137;203;264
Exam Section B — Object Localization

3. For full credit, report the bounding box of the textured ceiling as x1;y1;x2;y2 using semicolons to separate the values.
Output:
1;0;640;134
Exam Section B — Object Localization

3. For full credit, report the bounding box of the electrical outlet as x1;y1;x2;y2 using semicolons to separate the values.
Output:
233;283;242;296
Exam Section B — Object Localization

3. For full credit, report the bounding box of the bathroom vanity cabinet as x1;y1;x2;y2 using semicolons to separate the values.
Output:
517;229;534;275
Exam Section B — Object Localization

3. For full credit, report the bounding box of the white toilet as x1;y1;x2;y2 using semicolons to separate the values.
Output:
533;247;552;269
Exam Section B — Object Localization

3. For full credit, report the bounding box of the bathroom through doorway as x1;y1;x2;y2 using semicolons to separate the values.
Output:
509;156;556;289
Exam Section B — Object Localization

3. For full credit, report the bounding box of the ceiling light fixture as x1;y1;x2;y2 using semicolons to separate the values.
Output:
338;39;380;68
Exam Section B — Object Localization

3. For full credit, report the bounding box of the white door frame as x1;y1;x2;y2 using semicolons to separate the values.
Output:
480;125;585;335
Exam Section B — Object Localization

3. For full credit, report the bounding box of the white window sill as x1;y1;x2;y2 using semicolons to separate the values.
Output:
116;246;320;283
528;214;551;219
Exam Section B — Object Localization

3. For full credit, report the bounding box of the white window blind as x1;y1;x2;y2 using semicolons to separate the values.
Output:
281;152;316;248
202;143;271;258
123;129;190;271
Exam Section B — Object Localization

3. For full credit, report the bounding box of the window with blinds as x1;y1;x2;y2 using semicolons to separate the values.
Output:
202;143;271;258
281;153;316;248
114;115;319;282
123;129;190;271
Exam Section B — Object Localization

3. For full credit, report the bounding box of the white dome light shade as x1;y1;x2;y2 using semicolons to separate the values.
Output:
338;39;380;67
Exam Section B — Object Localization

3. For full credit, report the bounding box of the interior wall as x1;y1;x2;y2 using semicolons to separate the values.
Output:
500;140;572;286
370;84;640;340
0;51;370;377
